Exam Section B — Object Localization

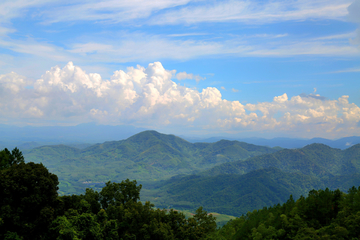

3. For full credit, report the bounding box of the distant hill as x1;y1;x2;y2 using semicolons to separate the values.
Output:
1;123;359;150
186;136;360;150
23;130;278;194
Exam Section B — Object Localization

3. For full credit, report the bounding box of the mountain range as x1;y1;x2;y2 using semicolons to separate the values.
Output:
18;130;360;218
23;130;277;194
2;123;360;150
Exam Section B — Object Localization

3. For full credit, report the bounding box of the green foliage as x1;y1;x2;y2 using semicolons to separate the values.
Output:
0;147;24;170
51;179;217;240
0;161;59;239
0;152;217;239
212;186;360;240
99;180;141;209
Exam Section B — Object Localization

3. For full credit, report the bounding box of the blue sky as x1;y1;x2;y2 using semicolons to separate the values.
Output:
0;0;360;138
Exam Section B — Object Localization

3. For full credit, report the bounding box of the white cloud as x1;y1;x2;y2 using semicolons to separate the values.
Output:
0;27;357;77
274;93;288;103
38;0;192;24
149;0;352;25
231;88;239;93
1;0;350;26
0;0;53;23
0;61;360;138
348;0;360;46
63;33;360;66
248;33;289;39
168;33;209;37
67;34;225;62
0;37;73;62
348;0;360;23
247;41;359;56
176;72;205;83
314;32;356;40
331;67;360;73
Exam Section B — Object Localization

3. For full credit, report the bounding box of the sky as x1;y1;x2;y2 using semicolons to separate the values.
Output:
0;0;360;139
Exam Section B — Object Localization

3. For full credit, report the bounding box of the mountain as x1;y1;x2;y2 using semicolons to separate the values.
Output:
142;143;360;216
142;168;325;216
23;130;278;194
186;136;360;150
202;143;359;177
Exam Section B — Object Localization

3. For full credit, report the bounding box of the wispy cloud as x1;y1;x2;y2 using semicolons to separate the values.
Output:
0;28;357;73
149;0;352;25
167;33;209;37
313;32;356;40
348;0;360;46
0;0;352;26
38;0;192;24
0;37;73;61
176;72;206;83
330;67;360;73
249;33;289;39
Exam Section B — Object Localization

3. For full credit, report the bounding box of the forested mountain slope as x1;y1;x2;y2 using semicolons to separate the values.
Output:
203;143;360;177
142;168;324;216
142;143;360;216
23;130;278;194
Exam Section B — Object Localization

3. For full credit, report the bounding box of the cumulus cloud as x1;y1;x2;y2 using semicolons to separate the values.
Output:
0;61;359;138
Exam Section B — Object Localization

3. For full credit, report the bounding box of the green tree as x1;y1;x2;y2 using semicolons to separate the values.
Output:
99;179;142;209
0;147;24;170
0;162;59;239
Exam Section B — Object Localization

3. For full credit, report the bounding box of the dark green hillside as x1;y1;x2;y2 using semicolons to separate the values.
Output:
203;143;360;177
195;140;277;167
24;144;81;168
23;130;277;194
142;168;325;216
344;143;360;170
141;143;360;217
127;130;196;153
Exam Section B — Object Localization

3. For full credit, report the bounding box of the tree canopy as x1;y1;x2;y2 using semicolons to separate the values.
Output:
0;147;217;240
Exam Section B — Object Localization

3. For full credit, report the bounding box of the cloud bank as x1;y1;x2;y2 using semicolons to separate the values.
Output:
0;62;359;138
